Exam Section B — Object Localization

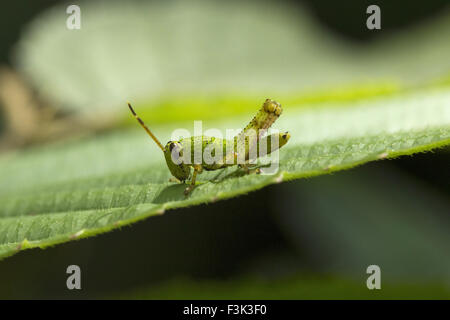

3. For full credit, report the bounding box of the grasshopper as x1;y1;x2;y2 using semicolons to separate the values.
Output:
128;99;290;195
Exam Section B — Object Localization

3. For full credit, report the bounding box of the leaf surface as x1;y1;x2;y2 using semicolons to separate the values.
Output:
0;89;449;259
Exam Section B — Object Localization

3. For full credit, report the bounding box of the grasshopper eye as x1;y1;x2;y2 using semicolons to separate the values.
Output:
168;142;184;165
169;142;183;155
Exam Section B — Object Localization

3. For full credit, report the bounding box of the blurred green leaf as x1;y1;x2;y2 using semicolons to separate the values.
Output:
15;1;450;115
113;275;450;299
125;83;401;124
0;88;449;260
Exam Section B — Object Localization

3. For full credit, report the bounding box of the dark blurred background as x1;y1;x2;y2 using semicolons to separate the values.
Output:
0;0;449;299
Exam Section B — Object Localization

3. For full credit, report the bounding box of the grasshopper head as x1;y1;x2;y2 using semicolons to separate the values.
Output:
163;141;191;181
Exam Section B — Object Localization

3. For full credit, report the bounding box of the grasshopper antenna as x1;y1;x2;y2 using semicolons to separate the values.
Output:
128;102;165;152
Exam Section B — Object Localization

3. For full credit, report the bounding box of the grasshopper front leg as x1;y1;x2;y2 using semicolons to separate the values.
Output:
184;164;203;196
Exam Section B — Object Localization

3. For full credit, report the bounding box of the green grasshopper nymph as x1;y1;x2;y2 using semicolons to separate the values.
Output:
128;99;290;195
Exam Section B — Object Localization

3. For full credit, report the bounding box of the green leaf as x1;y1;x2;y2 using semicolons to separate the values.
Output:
113;275;450;299
15;0;450;114
0;88;449;260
